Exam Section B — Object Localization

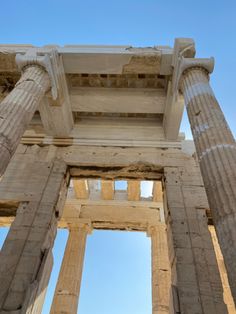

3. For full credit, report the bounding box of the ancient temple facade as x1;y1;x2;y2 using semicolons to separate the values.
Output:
0;38;235;313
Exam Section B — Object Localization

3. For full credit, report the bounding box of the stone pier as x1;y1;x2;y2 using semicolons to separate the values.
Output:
50;223;91;314
0;158;68;313
164;158;227;313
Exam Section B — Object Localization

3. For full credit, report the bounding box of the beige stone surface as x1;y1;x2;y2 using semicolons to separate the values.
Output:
164;160;227;314
127;180;140;201
148;224;171;314
73;179;89;199
0;159;67;313
0;145;230;314
101;180;114;200
152;181;163;202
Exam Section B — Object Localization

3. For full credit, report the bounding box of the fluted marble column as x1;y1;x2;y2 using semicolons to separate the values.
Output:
179;58;236;302
50;223;92;314
0;53;51;176
148;225;171;314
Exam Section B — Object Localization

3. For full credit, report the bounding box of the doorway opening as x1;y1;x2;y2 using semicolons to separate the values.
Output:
79;230;152;314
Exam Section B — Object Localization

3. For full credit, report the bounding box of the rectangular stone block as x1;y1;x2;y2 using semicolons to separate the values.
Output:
172;232;192;249
182;186;209;208
167;207;186;220
170;219;189;234
165;185;185;207
176;263;198;283
175;248;194;264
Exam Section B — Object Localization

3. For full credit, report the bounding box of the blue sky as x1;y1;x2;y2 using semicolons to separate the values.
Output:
0;228;152;314
41;229;152;314
0;1;236;313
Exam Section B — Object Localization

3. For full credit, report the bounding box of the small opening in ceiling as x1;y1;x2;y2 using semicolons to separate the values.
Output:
141;181;154;199
115;180;127;191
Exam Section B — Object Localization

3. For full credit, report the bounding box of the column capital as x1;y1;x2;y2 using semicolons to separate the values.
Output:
15;48;64;101
178;57;214;88
146;223;165;237
179;57;214;76
173;57;214;94
68;219;93;234
171;38;214;93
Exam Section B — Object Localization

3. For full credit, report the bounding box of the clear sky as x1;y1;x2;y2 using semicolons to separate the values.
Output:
0;1;236;313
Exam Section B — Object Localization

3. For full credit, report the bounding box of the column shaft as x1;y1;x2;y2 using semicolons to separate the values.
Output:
50;225;89;314
181;68;236;302
150;225;171;314
0;65;50;176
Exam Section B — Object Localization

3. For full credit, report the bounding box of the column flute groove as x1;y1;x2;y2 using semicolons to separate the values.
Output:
185;71;236;214
0;64;50;176
178;60;236;303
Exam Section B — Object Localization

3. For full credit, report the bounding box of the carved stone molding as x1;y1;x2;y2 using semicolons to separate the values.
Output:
16;48;68;102
15;47;74;137
178;57;214;90
171;38;214;93
67;219;93;234
146;223;163;237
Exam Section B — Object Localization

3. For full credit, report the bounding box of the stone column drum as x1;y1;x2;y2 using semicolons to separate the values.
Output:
148;224;171;314
179;57;236;303
0;53;51;177
50;223;91;314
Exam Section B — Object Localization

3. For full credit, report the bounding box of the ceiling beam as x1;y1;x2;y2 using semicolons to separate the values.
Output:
62;203;160;227
73;179;89;199
127;180;140;201
65;197;162;208
70;87;166;114
101;180;114;200
152;181;163;202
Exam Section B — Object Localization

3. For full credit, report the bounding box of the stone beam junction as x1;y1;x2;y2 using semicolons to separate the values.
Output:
0;38;235;313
